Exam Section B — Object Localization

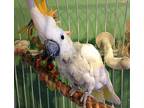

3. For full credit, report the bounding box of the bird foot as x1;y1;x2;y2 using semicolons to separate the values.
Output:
80;92;90;108
112;104;115;108
69;88;77;96
80;93;95;108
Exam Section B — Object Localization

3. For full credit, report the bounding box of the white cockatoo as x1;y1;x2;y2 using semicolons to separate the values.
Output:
27;0;121;107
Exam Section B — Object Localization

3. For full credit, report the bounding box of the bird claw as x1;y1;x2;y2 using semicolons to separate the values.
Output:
112;104;115;108
80;92;89;108
80;93;95;108
69;88;77;96
69;89;76;96
69;83;80;96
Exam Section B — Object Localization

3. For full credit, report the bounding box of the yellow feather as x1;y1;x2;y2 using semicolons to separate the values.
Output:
34;0;39;10
41;0;48;13
34;0;56;17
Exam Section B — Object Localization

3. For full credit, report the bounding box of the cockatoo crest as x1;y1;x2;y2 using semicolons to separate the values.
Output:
34;0;56;17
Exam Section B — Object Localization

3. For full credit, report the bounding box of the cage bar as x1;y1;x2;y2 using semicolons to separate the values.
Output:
55;0;61;26
122;0;129;47
121;69;124;108
29;66;35;108
75;0;80;42
14;64;21;108
22;64;28;108
86;0;89;43
104;0;108;32
65;0;71;31
54;90;58;108
112;0;119;90
95;0;98;38
46;88;50;108
38;75;43;108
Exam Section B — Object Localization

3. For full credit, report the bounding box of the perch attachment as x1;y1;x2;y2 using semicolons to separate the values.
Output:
14;40;30;54
96;32;130;70
15;40;43;57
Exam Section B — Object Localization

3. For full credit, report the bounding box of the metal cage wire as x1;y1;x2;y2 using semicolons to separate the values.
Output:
14;0;130;108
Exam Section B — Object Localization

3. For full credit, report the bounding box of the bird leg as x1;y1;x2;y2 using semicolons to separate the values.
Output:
69;83;80;96
80;90;92;108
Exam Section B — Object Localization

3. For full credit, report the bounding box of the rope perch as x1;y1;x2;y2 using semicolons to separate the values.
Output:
14;41;112;108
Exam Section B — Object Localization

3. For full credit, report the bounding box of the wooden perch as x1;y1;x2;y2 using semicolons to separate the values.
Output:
14;41;112;108
96;32;130;70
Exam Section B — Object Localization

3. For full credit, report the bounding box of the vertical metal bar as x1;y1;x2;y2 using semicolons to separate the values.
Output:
75;0;80;42
17;25;22;40
122;0;129;47
121;69;124;108
29;66;35;108
121;1;129;108
38;75;42;108
128;82;130;108
62;93;66;108
55;0;60;16
17;0;26;23
47;88;50;108
55;0;61;26
70;101;73;108
54;90;58;108
112;69;115;107
112;1;119;106
15;24;22;108
14;64;21;108
113;0;119;43
62;77;66;108
67;81;73;108
86;0;89;43
22;64;28;108
61;0;70;105
103;0;108;66
112;69;115;85
95;0;98;38
104;0;108;32
65;0;71;31
112;0;119;91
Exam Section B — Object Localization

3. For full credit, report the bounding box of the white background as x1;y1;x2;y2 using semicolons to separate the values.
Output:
0;0;144;108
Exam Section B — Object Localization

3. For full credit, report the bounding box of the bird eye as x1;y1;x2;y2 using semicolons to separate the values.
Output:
61;34;64;40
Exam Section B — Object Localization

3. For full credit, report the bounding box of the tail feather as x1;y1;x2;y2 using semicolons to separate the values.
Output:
92;90;105;103
103;85;121;105
105;69;121;105
92;85;121;105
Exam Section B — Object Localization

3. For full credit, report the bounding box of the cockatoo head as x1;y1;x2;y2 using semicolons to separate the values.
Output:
43;17;74;59
28;0;75;59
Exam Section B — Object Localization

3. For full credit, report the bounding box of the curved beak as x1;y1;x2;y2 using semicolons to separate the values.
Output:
44;39;60;58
